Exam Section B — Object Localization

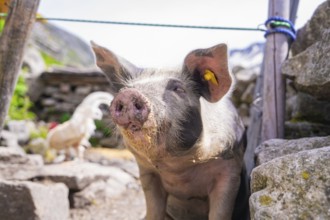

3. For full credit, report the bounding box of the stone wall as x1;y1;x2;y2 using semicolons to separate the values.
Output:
283;0;330;139
28;68;112;122
250;1;330;219
0;147;144;220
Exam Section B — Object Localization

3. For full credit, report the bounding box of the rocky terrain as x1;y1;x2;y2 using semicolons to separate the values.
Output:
1;1;330;219
249;1;330;219
0;146;145;220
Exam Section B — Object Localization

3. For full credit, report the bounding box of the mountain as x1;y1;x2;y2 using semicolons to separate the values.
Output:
28;21;95;69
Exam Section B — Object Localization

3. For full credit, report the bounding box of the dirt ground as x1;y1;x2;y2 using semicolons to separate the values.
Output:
70;188;146;220
70;147;146;220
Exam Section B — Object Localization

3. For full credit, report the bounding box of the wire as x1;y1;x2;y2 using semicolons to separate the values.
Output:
35;17;265;32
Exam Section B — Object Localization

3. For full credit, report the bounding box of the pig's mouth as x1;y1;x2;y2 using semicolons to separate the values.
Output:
110;88;161;152
126;122;143;132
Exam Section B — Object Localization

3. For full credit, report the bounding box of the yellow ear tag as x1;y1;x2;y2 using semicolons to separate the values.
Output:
204;70;218;85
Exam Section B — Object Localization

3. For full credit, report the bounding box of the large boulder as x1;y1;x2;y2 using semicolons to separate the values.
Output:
255;136;330;165
0;131;23;152
250;146;330;220
40;161;136;191
0;180;69;220
0;147;43;180
286;92;330;124
282;29;330;100
30;22;95;68
291;0;330;55
285;121;330;139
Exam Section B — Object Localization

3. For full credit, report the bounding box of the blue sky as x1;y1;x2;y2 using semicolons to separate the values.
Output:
38;0;325;67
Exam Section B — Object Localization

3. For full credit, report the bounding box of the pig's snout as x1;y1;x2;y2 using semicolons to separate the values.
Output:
110;88;150;131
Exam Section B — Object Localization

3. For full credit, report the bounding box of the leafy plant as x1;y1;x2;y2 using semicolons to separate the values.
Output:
59;112;71;123
89;120;112;147
30;125;48;139
8;74;36;120
94;119;111;137
40;51;63;67
0;18;4;33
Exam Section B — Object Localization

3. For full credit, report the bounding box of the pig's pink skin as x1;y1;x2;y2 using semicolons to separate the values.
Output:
92;42;249;220
110;88;151;131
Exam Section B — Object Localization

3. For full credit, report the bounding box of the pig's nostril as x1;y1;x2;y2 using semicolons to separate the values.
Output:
116;103;124;112
134;102;143;111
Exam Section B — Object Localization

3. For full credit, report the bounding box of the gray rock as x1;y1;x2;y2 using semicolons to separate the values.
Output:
83;148;139;178
27;77;45;102
44;86;59;95
75;86;92;95
40;161;135;190
26;154;44;166
0;165;42;180
286;92;330;123
72;175;138;208
285;121;330;139
25;138;48;156
67;159;139;208
30;22;95;68
0;130;22;150
52;93;85;105
0;147;35;165
59;83;71;93
55;102;75;112
7;120;35;144
255;136;330;165
0;180;69;220
71;180;111;208
291;0;330;55
41;98;57;107
70;188;145;220
23;46;46;77
0;147;43;180
99;133;124;148
282;29;330;100
250;147;330;220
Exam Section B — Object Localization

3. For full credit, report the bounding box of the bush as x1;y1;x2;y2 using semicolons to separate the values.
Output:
8;74;36;120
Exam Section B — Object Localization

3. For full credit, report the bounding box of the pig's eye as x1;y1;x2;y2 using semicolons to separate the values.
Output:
173;85;185;94
166;79;186;97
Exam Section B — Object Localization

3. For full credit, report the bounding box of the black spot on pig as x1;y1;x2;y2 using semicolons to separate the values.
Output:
176;108;202;150
162;78;202;152
193;49;214;57
102;64;115;75
95;53;105;62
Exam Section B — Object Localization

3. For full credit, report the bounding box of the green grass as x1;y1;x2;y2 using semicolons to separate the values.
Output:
8;74;36;120
40;51;63;67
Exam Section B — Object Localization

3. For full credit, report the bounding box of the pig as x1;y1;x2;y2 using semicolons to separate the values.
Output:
92;42;248;220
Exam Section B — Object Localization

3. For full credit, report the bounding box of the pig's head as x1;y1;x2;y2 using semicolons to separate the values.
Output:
92;42;233;160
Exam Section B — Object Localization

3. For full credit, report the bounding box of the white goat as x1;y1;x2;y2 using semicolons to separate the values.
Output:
46;92;113;160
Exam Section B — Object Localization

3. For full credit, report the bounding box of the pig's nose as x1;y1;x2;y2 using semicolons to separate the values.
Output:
110;88;150;131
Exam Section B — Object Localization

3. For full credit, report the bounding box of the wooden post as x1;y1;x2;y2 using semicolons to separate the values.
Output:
261;0;290;141
245;0;299;176
0;0;40;133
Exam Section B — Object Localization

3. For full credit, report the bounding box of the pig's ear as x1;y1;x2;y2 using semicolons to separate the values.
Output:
183;44;232;103
91;41;141;92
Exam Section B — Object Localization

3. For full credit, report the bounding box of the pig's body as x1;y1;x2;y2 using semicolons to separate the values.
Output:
92;43;248;220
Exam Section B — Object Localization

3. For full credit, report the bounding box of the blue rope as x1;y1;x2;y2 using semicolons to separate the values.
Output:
264;16;296;41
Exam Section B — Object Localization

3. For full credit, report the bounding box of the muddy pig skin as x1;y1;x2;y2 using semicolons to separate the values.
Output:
92;42;248;220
